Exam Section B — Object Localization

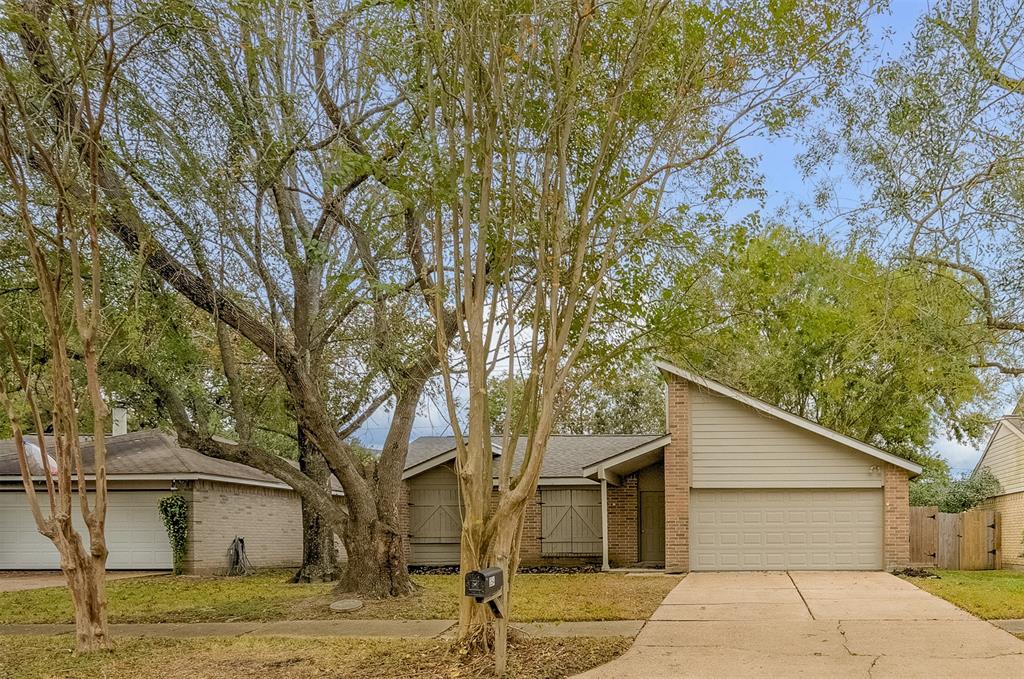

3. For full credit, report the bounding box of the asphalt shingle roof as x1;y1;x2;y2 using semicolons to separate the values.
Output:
405;434;667;479
0;429;283;485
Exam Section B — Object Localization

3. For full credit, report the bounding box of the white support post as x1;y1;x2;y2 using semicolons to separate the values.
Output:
601;475;610;571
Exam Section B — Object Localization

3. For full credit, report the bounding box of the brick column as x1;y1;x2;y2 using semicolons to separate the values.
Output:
519;490;543;564
607;476;638;566
883;463;910;570
399;481;411;562
664;373;691;573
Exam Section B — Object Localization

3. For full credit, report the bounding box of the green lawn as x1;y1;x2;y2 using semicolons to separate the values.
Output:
901;569;1024;620
0;571;681;625
0;634;631;679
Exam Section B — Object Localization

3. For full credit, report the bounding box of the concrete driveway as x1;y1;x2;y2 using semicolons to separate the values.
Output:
576;571;1024;678
0;571;167;593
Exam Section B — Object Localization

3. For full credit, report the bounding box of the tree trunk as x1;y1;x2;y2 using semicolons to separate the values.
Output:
336;517;414;598
59;535;110;653
292;429;339;583
458;501;527;650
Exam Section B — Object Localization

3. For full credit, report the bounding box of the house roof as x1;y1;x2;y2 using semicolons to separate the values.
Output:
0;429;306;490
655;360;924;476
404;434;669;482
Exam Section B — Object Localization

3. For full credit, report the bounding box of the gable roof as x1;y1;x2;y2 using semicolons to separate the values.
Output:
972;416;1024;475
404;434;669;482
0;429;323;490
655;360;924;476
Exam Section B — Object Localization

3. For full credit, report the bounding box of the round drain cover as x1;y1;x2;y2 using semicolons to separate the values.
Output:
329;599;363;613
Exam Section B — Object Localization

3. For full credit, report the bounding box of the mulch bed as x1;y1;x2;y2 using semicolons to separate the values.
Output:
892;567;940;579
410;564;602;575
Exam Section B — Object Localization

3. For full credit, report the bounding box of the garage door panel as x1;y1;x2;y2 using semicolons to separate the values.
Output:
0;491;173;569
690;489;883;571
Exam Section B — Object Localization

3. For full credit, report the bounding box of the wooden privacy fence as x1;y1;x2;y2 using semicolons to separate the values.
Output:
910;506;1001;570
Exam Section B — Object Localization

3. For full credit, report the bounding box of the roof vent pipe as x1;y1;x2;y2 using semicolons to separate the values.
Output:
112;407;128;436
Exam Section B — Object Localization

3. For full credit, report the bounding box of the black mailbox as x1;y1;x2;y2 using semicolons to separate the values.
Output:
464;566;504;603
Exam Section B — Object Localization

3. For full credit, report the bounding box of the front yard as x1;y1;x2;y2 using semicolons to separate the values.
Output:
0;634;631;679
0;570;681;624
901;569;1024;620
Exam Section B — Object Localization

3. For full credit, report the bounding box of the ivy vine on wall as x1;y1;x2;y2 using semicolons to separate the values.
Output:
158;494;189;574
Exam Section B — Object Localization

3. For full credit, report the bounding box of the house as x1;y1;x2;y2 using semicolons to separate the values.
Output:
401;361;922;572
974;416;1024;570
0;429;339;575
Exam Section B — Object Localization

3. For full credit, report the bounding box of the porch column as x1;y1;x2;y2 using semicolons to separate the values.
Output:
601;476;610;571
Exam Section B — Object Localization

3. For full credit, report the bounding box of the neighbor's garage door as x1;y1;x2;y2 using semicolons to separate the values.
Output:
690;488;883;571
0;491;173;569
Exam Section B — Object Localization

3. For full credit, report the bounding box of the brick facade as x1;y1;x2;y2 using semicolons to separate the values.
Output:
185;480;304;575
607;476;639;566
663;373;690;573
519;489;543;563
978;490;1024;570
883;463;910;569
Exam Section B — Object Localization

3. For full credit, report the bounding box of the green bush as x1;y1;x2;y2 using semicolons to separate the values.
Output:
909;467;1001;513
158;494;190;574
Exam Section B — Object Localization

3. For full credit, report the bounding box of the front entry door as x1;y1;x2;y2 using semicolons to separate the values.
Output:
639;490;665;563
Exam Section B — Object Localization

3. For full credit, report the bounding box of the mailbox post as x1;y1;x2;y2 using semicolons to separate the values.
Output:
465;566;507;675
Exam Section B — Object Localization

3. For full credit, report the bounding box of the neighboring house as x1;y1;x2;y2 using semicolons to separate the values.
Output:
0;429;340;575
401;361;922;572
974;416;1024;570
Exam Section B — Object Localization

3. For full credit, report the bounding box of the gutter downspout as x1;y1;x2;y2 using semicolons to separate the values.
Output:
601;475;610;571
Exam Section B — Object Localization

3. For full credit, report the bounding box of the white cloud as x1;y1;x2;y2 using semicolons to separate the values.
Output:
933;436;983;476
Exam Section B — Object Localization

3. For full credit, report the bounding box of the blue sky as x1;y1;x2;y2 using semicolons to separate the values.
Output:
356;1;1002;474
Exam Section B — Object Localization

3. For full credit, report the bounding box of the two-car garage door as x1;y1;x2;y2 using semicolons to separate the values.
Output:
690;488;883;571
0;491;173;569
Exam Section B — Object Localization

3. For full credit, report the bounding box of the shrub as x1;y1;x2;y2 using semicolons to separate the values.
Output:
909;467;1001;513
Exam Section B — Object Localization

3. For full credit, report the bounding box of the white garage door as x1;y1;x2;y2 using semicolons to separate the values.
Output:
0;491;173;569
690;488;883;571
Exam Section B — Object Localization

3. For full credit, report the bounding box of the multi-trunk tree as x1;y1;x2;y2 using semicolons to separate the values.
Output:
406;0;874;650
0;0;118;651
3;0;450;597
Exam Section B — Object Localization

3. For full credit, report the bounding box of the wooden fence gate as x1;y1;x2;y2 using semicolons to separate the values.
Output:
909;506;1001;570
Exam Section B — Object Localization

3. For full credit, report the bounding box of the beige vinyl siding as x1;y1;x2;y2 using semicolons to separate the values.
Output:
978;423;1024;495
407;465;462;565
691;388;883;488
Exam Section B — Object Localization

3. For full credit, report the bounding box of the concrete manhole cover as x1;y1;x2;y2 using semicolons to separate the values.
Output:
329;599;363;613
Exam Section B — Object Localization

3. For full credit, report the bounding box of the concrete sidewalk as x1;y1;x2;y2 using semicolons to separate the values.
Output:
0;618;643;639
574;571;1024;679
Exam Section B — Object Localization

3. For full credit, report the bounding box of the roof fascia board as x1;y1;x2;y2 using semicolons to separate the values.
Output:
581;434;672;477
655;360;924;476
0;472;343;494
402;449;457;479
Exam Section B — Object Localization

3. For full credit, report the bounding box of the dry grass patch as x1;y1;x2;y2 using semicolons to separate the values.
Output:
0;634;630;679
901;569;1024;620
0;572;681;624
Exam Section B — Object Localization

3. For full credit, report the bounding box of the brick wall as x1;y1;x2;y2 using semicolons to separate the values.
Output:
883;463;910;569
399;482;411;562
978;490;1024;570
607;476;638;566
187;480;304;575
519;489;543;562
664;373;691;573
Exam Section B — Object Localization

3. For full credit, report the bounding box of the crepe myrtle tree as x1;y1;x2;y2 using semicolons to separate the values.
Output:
0;0;117;651
408;0;875;650
3;0;454;597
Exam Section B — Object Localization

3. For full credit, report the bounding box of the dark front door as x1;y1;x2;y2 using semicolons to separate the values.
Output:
639;490;665;563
